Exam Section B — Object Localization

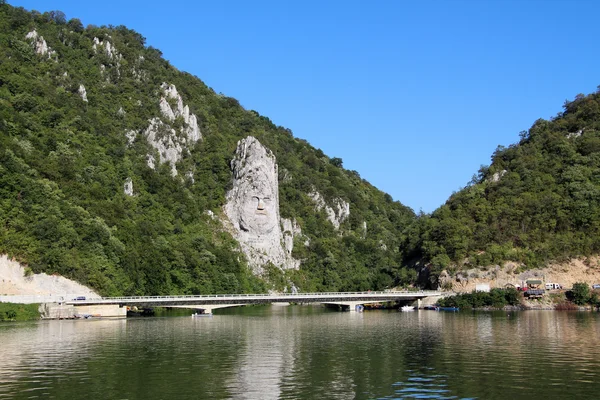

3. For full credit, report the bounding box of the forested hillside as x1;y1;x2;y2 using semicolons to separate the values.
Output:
0;3;416;295
408;90;600;284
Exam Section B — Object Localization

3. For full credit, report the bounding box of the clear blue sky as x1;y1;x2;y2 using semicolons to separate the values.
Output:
10;0;600;213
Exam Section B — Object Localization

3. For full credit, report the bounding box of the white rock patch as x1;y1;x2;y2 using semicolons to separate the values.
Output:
281;218;302;256
78;84;88;102
143;83;202;176
125;130;137;146
124;177;134;196
92;37;123;77
25;29;57;60
308;190;350;230
0;255;98;297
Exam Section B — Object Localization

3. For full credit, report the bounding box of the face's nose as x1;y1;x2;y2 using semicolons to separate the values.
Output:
257;198;265;210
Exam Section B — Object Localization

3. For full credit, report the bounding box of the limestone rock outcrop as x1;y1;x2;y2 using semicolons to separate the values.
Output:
124;177;134;196
132;55;147;81
144;118;182;176
78;84;88;102
281;218;302;256
140;83;202;176
159;83;201;142
225;137;300;273
125;130;136;146
92;37;122;78
308;189;350;230
25;29;56;59
487;169;507;183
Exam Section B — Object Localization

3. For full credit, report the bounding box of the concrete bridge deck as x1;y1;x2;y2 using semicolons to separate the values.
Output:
1;291;443;317
62;290;441;307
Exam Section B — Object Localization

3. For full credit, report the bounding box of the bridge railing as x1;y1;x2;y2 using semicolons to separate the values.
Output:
87;290;439;301
1;290;443;304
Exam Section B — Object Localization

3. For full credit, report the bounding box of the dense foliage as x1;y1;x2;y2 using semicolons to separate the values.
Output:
408;89;600;281
0;302;40;321
437;288;521;309
564;282;600;307
0;3;416;295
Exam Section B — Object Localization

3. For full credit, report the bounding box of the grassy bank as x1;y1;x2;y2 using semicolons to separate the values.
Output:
0;303;40;321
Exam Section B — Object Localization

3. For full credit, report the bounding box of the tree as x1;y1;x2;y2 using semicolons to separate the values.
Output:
570;282;590;305
48;10;66;24
67;18;84;32
330;157;343;168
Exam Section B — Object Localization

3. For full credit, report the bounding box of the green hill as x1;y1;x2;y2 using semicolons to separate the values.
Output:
0;3;416;295
409;89;600;285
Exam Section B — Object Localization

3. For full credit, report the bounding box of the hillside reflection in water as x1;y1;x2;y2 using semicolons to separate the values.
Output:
1;306;599;399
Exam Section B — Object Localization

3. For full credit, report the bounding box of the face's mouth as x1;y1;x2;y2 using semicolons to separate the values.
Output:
255;210;267;215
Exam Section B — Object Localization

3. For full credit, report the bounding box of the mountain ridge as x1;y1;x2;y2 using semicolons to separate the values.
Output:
0;3;416;295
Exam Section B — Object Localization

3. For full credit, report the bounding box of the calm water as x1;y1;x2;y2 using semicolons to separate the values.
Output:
1;306;600;399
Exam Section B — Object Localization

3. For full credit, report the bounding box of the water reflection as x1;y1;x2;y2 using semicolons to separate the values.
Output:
0;308;599;399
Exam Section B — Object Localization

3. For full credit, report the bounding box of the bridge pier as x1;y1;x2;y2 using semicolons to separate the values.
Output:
325;302;365;312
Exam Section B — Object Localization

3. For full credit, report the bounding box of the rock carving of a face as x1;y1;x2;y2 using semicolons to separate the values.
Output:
226;137;280;237
238;171;277;235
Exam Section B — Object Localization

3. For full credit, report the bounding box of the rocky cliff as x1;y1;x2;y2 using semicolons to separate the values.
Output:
142;82;202;176
225;137;300;273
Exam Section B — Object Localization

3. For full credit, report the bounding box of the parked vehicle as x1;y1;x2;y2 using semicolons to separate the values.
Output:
545;283;562;290
524;280;545;297
592;284;600;289
476;284;490;292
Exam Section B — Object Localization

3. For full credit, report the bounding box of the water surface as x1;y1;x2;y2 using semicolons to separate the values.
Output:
1;306;599;399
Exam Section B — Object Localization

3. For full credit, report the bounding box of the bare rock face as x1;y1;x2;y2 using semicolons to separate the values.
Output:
567;129;583;139
132;55;147;81
78;84;88;102
143;118;181;176
159;83;201;142
125;130;136;146
124;177;134;196
308;189;350;230
281;218;302;256
488;170;507;183
25;29;57;60
225;137;299;273
142;83;202;176
0;255;99;297
92;37;122;77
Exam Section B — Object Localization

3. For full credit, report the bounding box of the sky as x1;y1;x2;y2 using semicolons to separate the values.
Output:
9;0;600;213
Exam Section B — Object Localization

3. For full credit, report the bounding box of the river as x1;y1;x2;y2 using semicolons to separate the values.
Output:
0;305;599;399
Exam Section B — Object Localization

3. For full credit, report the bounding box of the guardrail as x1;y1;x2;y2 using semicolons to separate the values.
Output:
1;290;443;305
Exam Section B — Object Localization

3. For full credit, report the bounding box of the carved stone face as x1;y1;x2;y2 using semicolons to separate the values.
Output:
238;175;277;235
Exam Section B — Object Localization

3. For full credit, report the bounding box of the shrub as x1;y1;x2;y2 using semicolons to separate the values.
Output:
568;282;591;305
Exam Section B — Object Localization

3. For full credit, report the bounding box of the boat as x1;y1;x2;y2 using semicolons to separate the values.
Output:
192;312;212;317
437;306;460;312
400;305;415;312
423;305;439;311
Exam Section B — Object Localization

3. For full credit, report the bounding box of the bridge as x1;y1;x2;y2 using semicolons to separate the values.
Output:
0;291;443;318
